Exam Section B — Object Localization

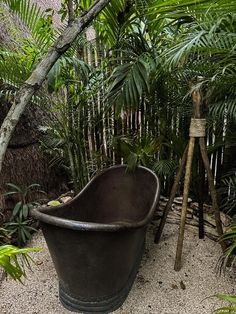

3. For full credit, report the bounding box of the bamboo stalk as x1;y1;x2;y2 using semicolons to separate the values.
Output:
216;146;223;187
114;107;122;164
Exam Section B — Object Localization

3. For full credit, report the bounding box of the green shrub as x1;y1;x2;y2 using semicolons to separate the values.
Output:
3;183;46;246
4;218;37;247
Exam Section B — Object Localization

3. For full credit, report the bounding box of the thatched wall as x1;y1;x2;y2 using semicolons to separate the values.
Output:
0;98;68;208
0;145;68;208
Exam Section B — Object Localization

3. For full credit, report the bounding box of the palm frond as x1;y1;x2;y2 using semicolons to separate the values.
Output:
210;98;236;121
214;293;236;314
219;174;236;214
107;30;157;111
3;0;54;49
0;0;55;94
107;53;152;111
94;0;136;48
0;245;41;282
153;159;178;178
0;50;29;88
148;0;236;16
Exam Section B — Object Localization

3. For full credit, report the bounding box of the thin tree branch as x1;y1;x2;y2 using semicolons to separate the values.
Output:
0;0;111;172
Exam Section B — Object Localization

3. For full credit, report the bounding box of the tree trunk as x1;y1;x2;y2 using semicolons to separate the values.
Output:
0;0;111;172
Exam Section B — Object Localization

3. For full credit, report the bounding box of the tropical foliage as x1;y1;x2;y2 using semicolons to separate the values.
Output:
220;223;236;268
4;183;45;219
3;183;45;246
0;0;235;199
0;245;41;282
215;223;236;313
0;0;236;309
0;0;55;92
214;293;236;314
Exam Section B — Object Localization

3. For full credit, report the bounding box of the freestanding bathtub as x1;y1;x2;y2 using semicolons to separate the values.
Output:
31;165;160;313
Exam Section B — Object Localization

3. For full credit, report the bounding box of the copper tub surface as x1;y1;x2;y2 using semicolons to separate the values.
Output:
31;165;160;313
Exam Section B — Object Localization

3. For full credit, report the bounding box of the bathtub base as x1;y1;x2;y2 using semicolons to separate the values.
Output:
59;242;144;313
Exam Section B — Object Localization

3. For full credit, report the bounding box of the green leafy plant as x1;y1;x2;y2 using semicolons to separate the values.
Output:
219;174;236;215
216;199;236;275
4;217;37;247
0;228;11;244
215;224;236;313
219;224;236;269
214;294;236;313
0;245;41;282
114;135;162;171
41;57;106;192
3;183;45;246
4;183;46;220
0;0;55;98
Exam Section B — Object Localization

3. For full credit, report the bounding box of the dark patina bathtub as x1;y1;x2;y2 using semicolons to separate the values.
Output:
31;165;160;313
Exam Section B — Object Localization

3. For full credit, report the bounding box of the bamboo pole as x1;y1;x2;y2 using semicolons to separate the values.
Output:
173;86;226;270
174;137;196;271
198;152;205;239
154;145;188;243
199;137;227;252
174;87;202;270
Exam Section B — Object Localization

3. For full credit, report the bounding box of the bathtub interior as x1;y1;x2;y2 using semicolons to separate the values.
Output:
42;167;158;225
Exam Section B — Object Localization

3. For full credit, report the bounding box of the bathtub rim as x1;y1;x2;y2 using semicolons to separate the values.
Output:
31;165;160;232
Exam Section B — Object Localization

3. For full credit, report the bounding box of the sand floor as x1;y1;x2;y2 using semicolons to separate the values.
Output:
0;222;235;314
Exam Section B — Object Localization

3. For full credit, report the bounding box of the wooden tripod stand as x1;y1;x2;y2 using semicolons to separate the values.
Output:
154;88;227;271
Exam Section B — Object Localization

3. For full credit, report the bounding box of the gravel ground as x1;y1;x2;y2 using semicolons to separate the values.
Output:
1;222;235;314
